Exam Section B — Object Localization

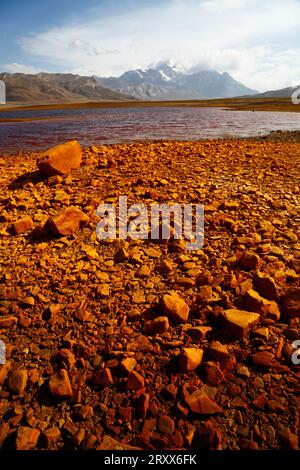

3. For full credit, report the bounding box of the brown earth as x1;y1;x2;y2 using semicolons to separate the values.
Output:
1;96;300;115
0;138;299;450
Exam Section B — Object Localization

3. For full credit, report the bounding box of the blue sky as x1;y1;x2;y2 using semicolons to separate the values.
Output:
1;0;300;91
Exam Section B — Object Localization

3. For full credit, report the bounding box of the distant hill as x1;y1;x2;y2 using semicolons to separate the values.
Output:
245;85;300;98
97;62;258;100
0;72;135;103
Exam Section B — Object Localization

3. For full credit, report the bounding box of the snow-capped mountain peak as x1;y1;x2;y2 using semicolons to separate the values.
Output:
97;62;257;100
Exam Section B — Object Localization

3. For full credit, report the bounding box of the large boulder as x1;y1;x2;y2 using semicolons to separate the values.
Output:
37;140;82;176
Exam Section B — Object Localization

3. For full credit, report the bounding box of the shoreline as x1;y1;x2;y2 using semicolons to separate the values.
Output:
1;130;300;156
0;96;300;115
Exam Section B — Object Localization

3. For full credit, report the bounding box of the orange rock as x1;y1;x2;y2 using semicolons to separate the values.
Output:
0;316;18;328
179;348;203;371
8;369;28;394
47;206;89;236
16;426;40;450
252;351;275;367
57;349;76;370
158;415;175;435
127;371;145;390
253;272;278;300
135;392;150;419
114;247;129;263
12;215;34;234
120;358;137;374
43;427;61;447
220;309;260;338
144;316;169;335
278;429;298;450
93;368;114;388
208;341;230;361
185;389;222;414
193;420;222;450
205;361;225;386
238;251;260;271
187;326;212;341
244;289;280;321
282;288;300;319
37;140;82;176
49;369;73;398
161;293;189;323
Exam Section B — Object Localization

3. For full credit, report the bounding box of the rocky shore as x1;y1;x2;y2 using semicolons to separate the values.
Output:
0;137;299;450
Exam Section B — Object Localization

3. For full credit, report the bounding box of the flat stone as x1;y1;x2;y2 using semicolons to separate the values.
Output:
186;326;212;341
252;327;269;340
185;390;222;414
220;309;260;338
252;351;275;367
37;140;82;176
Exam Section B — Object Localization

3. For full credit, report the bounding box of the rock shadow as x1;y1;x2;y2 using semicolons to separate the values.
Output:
8;170;46;190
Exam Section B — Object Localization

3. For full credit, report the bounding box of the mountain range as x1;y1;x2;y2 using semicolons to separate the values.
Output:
0;63;259;104
0;72;133;103
97;63;258;100
1;63;298;104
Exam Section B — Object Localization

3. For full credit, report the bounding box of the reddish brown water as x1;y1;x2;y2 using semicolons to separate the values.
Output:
0;106;300;153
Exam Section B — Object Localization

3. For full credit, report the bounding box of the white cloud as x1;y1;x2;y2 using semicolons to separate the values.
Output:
17;0;300;91
4;62;42;74
202;0;250;13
